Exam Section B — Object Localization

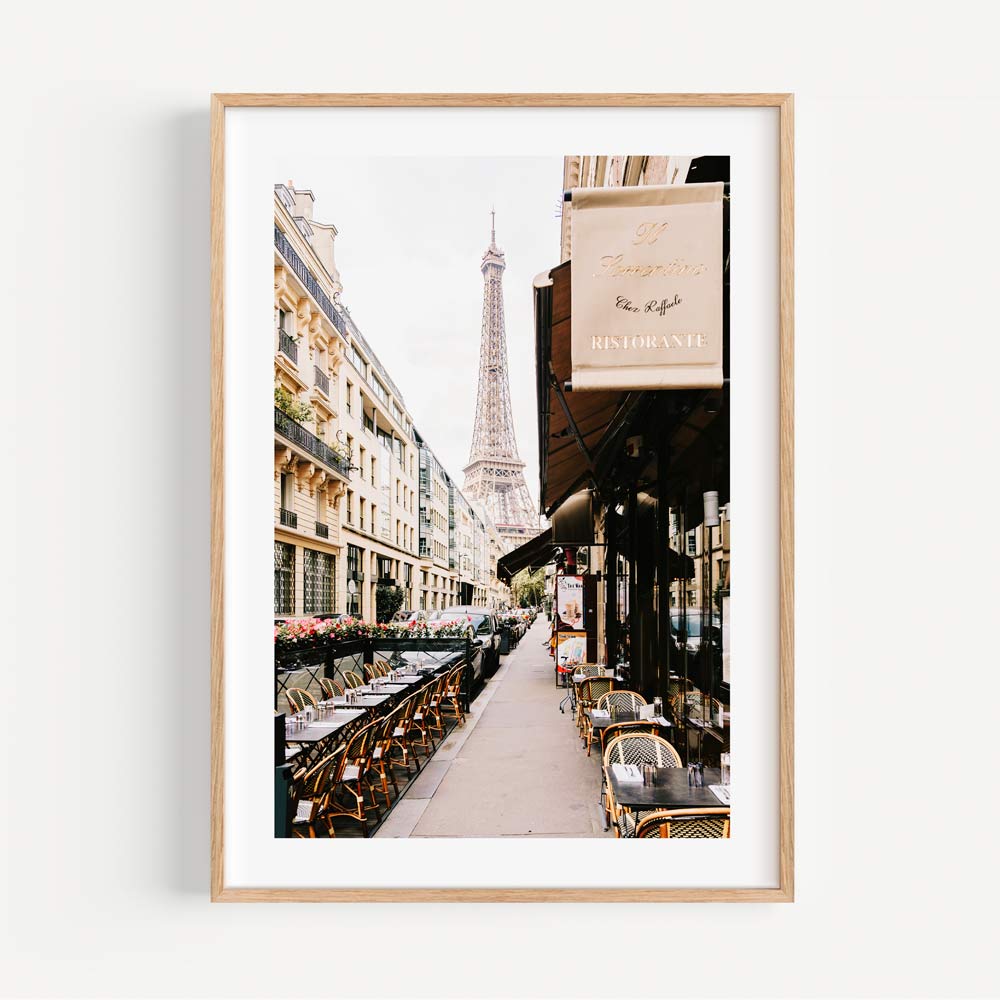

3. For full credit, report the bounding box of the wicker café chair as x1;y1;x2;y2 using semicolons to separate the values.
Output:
589;690;648;756
319;677;344;700
603;731;683;837
285;687;317;714
408;680;438;759
342;670;364;690
425;669;452;739
327;720;381;837
289;751;339;839
577;677;615;737
439;664;466;727
368;708;401;807
635;808;731;839
388;693;419;777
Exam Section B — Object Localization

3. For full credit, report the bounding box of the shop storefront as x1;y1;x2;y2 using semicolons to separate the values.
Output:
506;155;732;765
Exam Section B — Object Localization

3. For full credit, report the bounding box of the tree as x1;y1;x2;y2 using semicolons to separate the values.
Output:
375;583;404;623
511;567;545;607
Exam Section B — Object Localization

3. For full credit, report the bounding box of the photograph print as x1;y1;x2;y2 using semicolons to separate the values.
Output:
271;153;732;842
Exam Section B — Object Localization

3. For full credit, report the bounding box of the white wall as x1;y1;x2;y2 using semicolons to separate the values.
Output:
6;2;1000;997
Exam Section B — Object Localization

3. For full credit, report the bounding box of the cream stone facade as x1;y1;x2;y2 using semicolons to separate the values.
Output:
273;184;350;618
274;182;509;620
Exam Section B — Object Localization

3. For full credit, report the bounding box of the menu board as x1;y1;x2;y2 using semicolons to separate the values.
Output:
556;575;585;630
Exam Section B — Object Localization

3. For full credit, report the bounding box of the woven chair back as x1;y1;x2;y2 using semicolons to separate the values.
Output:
596;690;646;715
343;671;364;689
319;677;343;700
581;677;615;702
603;732;682;768
285;687;317;713
635;808;730;839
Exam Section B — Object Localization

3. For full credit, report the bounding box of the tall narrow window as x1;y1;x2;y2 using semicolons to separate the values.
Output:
303;548;334;615
274;541;295;615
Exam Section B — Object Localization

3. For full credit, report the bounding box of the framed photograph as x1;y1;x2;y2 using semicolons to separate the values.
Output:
211;93;793;901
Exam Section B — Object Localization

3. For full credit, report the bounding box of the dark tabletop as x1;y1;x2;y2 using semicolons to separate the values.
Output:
285;709;366;743
357;682;410;696
607;766;724;812
329;694;390;708
588;710;673;731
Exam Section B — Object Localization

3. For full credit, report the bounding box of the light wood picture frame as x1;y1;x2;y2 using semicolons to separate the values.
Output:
211;92;794;902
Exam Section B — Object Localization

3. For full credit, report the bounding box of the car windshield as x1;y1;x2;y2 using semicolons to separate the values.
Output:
437;612;486;630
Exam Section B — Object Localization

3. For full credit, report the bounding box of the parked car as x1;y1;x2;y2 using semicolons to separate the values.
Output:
430;606;502;675
392;609;426;623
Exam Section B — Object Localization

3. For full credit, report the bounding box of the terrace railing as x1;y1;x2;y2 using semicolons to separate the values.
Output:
274;407;351;478
278;330;298;363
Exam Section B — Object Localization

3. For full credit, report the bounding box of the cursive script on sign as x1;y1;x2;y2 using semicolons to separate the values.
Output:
615;295;684;316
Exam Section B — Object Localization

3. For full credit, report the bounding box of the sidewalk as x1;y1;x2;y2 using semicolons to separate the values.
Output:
375;617;608;837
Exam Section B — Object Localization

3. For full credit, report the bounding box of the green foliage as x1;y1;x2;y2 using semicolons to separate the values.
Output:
274;384;315;424
375;584;405;623
511;567;545;607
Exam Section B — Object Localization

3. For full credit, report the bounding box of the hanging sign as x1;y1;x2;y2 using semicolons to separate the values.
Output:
556;574;585;629
570;182;724;390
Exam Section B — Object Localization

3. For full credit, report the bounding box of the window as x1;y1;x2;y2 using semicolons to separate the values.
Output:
358;446;366;480
347;544;363;615
346;342;365;374
303;548;334;614
369;375;388;405
687;532;697;555
377;555;392;582
345;381;353;415
280;473;293;510
345;490;353;524
274;541;295;615
278;309;291;334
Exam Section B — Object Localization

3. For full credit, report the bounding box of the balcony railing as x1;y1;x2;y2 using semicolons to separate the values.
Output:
313;366;330;396
315;521;329;538
274;226;345;336
280;508;297;529
274;407;351;478
278;330;298;363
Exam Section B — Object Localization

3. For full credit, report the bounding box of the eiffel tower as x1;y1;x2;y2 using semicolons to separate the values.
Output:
463;211;536;541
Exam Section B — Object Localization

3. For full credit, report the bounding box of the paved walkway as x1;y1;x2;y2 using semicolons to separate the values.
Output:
375;617;608;837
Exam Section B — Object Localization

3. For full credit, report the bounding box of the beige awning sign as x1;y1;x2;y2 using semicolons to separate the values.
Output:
570;182;725;390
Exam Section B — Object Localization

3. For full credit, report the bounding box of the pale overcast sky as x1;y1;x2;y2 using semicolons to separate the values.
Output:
283;156;564;511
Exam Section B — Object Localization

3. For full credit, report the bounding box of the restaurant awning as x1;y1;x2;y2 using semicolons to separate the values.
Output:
534;262;635;518
497;527;556;584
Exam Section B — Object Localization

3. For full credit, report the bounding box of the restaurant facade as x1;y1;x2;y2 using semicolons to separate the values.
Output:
500;155;732;765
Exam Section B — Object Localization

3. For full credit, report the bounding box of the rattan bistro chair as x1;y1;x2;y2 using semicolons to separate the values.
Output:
319;677;344;700
327;720;381;837
635;808;731;839
409;680;439;759
588;690;648;756
577;677;615;738
603;731;683;837
388;693;419;777
285;687;318;714
289;751;339;838
342;670;364;690
369;708;401;807
424;670;451;740
439;664;466;727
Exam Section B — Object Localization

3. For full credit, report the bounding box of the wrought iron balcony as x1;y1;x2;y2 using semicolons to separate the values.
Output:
280;508;297;528
278;330;298;363
315;521;329;538
377;576;398;587
313;366;330;396
274;226;345;336
274;407;351;479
